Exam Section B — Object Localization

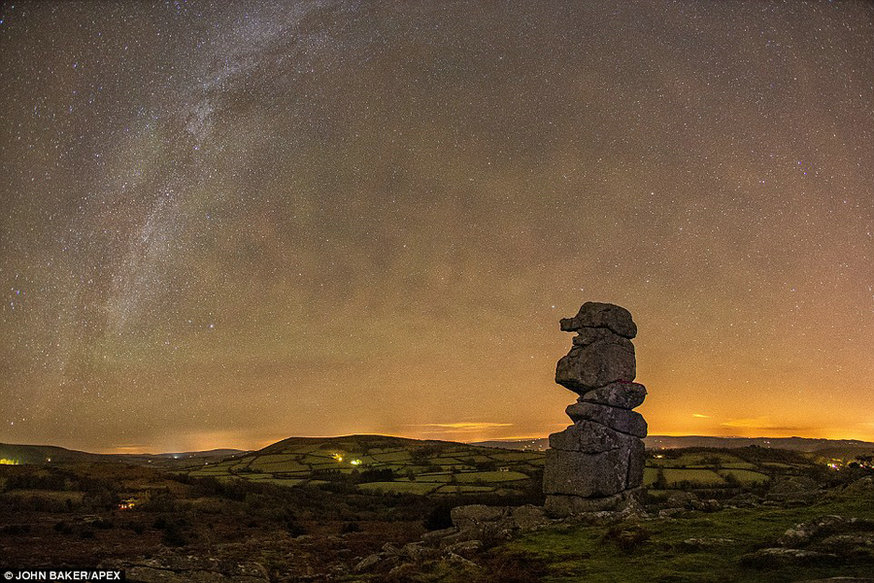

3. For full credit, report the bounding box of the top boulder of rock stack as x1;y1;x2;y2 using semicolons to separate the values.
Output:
559;302;637;339
555;302;637;395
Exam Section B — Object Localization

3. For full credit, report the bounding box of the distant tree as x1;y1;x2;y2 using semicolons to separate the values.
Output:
723;472;740;487
358;468;395;483
655;469;668;490
411;445;441;465
160;521;188;547
604;524;651;553
702;456;723;470
424;500;455;531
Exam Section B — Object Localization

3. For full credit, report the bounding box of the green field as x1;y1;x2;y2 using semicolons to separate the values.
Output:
176;438;843;500
176;434;855;501
357;481;437;495
643;467;659;486
719;469;770;484
177;435;545;496
662;468;725;486
453;470;529;483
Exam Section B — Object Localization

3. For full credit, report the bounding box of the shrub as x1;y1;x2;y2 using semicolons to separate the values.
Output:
161;523;188;547
471;550;550;583
358;468;395;483
424;500;455;531
603;524;651;553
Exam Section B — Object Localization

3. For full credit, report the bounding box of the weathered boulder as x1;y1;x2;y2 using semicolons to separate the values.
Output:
543;448;633;497
544;488;642;516
447;504;551;542
450;505;510;531
565;402;647;438
442;540;483;557
559;302;637;338
555;342;635;393
354;554;382;573
740;548;839;568
511;505;551;530
779;515;852;547
545;494;618;515
108;557;270;583
579;381;647;409
549;420;639;454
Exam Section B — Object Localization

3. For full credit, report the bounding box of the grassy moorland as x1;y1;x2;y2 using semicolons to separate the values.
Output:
478;486;874;583
1;436;872;582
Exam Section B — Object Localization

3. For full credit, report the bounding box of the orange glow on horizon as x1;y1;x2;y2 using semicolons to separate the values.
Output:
84;423;874;455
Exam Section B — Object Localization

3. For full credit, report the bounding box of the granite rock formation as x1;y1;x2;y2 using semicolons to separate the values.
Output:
544;302;647;516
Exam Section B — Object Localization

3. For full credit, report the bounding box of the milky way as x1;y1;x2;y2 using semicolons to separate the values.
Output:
1;2;872;452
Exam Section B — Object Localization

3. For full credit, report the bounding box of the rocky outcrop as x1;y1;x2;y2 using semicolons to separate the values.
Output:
740;514;874;570
352;505;552;576
544;302;647;516
102;556;270;583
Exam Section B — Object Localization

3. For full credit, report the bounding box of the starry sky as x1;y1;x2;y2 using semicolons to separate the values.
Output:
1;1;872;454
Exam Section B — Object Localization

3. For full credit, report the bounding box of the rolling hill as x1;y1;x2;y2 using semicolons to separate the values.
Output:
183;434;544;496
0;443;248;467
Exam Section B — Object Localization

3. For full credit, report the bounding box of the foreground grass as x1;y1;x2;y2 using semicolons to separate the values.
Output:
496;493;874;583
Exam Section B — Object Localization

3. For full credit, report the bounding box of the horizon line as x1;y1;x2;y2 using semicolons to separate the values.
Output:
3;431;874;457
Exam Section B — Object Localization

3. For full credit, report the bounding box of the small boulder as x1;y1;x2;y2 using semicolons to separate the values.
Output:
443;540;483;558
740;548;839;568
450;505;510;531
353;553;381;573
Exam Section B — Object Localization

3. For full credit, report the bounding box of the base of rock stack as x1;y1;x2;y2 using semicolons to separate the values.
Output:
545;488;643;517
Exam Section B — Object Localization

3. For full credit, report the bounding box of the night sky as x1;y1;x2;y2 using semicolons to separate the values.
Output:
1;2;872;453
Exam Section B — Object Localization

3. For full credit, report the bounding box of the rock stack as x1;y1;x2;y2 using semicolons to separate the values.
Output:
543;302;647;516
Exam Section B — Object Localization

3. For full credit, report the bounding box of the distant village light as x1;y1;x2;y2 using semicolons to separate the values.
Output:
118;498;137;511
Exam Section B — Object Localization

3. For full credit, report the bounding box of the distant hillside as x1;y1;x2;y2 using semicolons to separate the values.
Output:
0;443;105;465
0;443;248;467
471;438;550;451
645;435;874;453
471;435;874;453
185;434;545;496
